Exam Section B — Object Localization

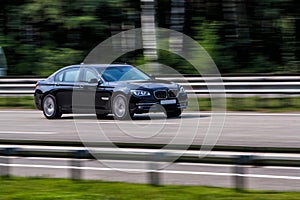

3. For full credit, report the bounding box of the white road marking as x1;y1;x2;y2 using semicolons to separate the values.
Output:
10;157;74;161
0;131;57;135
0;110;40;113
264;166;300;170
1;110;300;117
0;163;299;180
176;162;232;167
77;121;177;125
0;145;84;150
176;162;300;170
183;112;300;116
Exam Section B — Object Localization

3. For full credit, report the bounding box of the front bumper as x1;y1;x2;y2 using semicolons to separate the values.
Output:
130;94;188;114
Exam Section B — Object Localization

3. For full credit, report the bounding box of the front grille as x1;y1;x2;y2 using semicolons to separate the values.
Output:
154;90;167;99
168;89;178;98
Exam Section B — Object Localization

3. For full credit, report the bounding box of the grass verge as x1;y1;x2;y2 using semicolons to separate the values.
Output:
192;96;300;112
0;96;35;109
1;96;300;112
0;177;299;200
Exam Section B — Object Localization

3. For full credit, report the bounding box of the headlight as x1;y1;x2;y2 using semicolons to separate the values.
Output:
179;86;186;94
131;90;151;96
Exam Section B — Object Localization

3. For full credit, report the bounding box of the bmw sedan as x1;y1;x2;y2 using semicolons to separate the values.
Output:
34;64;188;120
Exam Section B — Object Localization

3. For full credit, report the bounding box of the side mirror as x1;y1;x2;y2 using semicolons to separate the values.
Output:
88;78;98;84
98;79;103;85
150;75;155;80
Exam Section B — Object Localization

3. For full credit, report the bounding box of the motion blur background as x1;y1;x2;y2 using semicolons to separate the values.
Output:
0;1;300;196
0;0;299;76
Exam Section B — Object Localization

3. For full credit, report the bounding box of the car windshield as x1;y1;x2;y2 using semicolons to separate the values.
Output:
97;66;151;82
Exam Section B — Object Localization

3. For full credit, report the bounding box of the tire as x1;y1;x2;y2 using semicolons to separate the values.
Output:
112;93;132;120
42;94;62;119
166;108;182;118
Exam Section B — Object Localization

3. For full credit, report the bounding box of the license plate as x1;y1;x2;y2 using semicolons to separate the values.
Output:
160;99;176;105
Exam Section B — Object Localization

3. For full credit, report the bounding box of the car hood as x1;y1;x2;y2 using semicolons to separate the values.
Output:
107;79;178;90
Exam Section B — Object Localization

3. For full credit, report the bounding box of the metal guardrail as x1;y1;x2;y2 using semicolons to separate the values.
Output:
0;76;300;96
0;145;299;190
1;139;300;153
0;77;41;96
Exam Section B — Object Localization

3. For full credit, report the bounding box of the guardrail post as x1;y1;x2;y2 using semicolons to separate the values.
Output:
70;150;87;180
0;148;16;177
233;155;254;191
148;152;164;186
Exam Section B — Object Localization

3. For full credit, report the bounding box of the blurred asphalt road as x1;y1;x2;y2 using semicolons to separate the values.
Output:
0;110;299;148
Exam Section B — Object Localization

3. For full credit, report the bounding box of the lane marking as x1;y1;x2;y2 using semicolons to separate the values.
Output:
1;110;300;117
0;110;40;113
0;131;57;135
77;121;177;125
12;157;74;161
176;162;232;167
183;112;300;116
264;166;300;170
0;163;299;180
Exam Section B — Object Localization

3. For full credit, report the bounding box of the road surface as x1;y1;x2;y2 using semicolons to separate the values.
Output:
0;110;299;148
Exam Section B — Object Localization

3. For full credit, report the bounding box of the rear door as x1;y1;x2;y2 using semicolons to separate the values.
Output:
54;67;80;111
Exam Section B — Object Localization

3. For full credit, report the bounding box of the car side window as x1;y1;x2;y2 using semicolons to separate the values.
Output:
55;68;79;83
83;69;98;82
55;71;64;82
64;69;79;82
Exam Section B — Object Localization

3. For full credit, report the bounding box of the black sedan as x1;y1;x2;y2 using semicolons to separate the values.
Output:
34;64;188;120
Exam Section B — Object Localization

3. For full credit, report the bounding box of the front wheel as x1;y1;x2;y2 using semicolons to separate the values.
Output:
112;94;132;120
166;108;182;118
42;94;62;119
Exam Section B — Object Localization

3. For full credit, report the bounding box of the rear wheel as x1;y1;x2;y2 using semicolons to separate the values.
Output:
166;108;182;118
42;94;62;119
112;94;132;120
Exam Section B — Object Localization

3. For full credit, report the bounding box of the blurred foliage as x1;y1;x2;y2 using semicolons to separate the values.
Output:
0;96;35;109
191;96;300;112
0;0;299;75
193;19;236;73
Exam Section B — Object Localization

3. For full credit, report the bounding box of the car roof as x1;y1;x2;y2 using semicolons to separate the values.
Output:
50;64;134;77
68;64;133;69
